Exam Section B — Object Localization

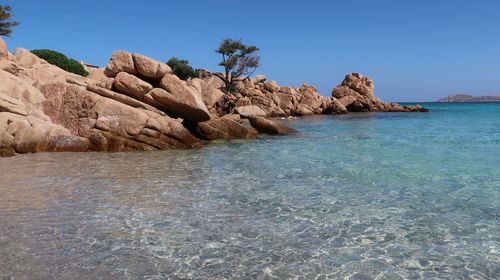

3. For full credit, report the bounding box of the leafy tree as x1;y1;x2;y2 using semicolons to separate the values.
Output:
215;39;260;93
31;49;89;77
0;4;19;37
167;57;196;81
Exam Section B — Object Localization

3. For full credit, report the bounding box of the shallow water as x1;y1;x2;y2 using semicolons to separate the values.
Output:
0;103;499;279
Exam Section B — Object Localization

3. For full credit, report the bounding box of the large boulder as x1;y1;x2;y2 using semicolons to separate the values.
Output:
5;49;86;89
157;74;210;122
0;59;96;156
250;95;282;116
14;48;42;68
0;70;49;120
85;67;114;90
188;78;225;109
0;112;88;154
234;96;252;107
40;81;202;151
251;75;266;85
298;87;325;114
235;105;267;118
337;95;357;107
197;118;258;140
332;86;359;99
295;104;315;116
278;86;298;95
263;80;280;93
203;75;226;90
273;92;297;115
338;73;374;97
248;116;297;135
324;99;348;114
132;53;171;80
86;84;165;116
104;50;137;77
113;72;153;100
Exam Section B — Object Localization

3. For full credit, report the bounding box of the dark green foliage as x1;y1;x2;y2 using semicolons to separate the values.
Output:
167;57;196;80
215;38;260;93
31;49;89;77
0;5;19;37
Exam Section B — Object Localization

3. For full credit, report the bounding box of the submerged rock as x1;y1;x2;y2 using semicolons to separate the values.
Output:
197;118;258;140
248;116;297;135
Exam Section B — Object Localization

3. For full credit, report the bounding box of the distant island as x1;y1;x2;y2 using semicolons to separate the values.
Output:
438;94;500;102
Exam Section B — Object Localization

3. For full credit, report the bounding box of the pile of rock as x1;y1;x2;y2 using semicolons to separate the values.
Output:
0;36;427;157
198;71;428;118
332;73;428;112
0;42;203;156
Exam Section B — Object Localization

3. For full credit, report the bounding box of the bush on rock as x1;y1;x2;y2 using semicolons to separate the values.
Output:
31;49;89;77
167;57;196;81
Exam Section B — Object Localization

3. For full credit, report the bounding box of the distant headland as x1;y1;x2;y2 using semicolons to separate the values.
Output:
437;94;500;102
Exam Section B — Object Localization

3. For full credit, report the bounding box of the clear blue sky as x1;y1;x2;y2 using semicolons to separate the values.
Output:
3;0;500;101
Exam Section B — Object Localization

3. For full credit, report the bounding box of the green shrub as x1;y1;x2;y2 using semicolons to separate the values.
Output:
31;49;89;77
167;57;196;80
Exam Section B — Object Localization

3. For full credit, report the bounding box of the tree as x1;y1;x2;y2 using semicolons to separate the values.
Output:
167;57;196;80
0;4;19;37
31;49;89;77
215;39;260;93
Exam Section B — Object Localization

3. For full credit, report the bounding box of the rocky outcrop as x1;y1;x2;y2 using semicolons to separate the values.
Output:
40;81;202;151
0;37;428;157
332;73;428;112
198;73;346;118
0;69;91;154
0;112;90;154
0;43;204;156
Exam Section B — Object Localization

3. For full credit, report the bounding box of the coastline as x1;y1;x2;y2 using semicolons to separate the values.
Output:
0;37;428;157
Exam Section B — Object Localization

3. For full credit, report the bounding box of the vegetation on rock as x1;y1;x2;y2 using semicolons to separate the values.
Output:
215;39;260;93
167;57;196;81
0;4;19;36
31;49;89;76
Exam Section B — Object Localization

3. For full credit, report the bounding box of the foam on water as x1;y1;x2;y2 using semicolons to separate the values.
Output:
0;103;499;279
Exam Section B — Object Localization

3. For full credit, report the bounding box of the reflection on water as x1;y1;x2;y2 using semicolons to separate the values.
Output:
1;104;500;279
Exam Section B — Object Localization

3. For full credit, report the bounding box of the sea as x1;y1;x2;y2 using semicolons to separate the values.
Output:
0;103;499;279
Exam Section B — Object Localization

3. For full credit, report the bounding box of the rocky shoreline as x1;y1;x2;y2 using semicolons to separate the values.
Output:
0;38;428;157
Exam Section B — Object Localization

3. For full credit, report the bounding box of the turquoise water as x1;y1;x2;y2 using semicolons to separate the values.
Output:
0;103;499;279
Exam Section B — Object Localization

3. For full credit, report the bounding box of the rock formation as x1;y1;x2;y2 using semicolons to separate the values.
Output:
0;37;427;157
331;73;429;112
